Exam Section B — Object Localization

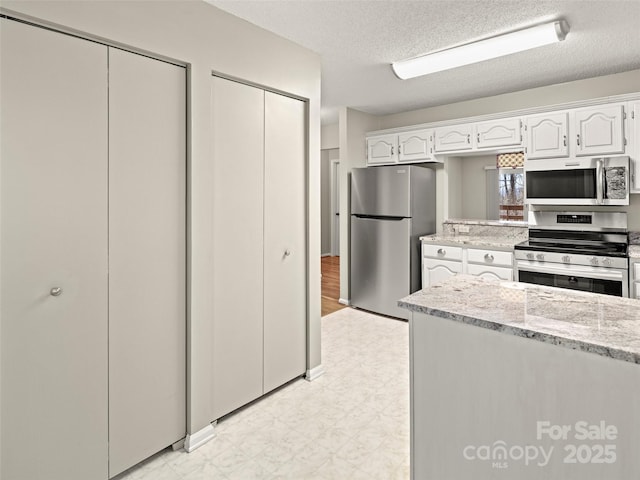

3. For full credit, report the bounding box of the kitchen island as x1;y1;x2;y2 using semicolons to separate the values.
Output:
399;275;640;480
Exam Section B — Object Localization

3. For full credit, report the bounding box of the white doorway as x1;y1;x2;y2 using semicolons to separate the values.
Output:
330;160;340;256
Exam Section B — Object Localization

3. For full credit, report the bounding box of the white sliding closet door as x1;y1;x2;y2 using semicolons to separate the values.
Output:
210;76;307;419
263;92;307;393
108;48;186;477
211;76;265;420
1;19;109;479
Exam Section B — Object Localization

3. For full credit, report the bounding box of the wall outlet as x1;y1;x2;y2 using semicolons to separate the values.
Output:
458;225;470;234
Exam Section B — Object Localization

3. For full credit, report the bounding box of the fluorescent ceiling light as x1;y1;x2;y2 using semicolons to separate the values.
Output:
392;20;569;80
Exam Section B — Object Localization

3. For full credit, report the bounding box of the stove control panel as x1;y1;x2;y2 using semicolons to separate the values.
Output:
515;250;628;270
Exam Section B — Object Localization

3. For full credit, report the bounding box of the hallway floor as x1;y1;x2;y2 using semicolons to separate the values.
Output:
115;307;410;479
321;256;346;316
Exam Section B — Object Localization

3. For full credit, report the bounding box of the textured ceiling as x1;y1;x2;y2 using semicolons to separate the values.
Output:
208;0;640;125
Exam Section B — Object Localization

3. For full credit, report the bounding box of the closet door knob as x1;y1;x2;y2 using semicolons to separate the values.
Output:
50;287;63;297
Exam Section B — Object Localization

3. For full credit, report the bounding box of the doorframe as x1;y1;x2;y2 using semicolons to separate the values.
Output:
330;159;340;256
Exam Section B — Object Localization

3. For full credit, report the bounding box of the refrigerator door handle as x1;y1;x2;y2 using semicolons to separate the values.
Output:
353;214;406;221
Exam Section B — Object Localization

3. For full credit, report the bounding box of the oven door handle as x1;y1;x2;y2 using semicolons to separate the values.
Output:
516;262;625;281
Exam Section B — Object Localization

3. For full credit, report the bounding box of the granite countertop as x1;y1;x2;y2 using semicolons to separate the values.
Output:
420;234;523;249
629;232;640;259
398;275;640;364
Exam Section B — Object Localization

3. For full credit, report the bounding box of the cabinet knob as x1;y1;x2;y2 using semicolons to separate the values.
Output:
50;287;63;297
284;249;291;257
563;135;567;147
437;248;446;255
484;253;494;262
576;134;581;146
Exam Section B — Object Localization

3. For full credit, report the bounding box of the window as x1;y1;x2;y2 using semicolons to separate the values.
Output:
485;152;526;222
498;168;525;221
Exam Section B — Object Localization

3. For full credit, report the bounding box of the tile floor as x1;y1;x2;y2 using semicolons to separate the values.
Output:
115;307;410;480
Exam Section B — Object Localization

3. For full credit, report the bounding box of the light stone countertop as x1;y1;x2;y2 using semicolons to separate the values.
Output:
420;234;523;250
629;232;640;259
398;275;640;364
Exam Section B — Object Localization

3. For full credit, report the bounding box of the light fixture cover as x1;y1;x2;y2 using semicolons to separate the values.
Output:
392;20;569;80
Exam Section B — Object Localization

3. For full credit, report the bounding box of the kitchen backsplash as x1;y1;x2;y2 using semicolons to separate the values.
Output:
443;219;529;241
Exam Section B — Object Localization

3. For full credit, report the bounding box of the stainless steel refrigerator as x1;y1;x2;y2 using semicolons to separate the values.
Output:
350;165;436;319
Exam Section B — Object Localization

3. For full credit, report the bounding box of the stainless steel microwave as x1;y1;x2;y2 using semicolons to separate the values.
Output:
525;156;629;206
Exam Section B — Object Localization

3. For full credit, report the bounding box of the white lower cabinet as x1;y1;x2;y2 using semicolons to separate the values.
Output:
422;243;514;288
423;259;463;287
466;247;514;281
631;260;640;300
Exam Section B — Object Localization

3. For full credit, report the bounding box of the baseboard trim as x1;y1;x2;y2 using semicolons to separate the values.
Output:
320;253;332;257
305;364;326;382
338;298;350;306
184;423;216;453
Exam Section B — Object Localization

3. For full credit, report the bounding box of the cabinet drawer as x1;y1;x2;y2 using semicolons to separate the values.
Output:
467;248;513;267
467;263;513;281
423;244;463;261
633;262;640;280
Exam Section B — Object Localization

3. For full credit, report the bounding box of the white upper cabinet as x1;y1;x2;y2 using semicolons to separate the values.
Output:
367;134;398;165
629;100;640;193
367;130;437;165
398;129;433;163
474;117;522;149
434;124;473;152
573;104;626;156
525;112;569;159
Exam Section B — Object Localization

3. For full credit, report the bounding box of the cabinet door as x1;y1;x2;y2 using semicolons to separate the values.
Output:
633;263;640;299
263;92;307;393
466;264;514;281
1;19;108;480
210;77;265;420
398;129;432;163
526;112;569;159
367;134;398;165
574;104;626;156
630;101;640;193
423;259;462;287
434;124;473;152
108;49;186;476
475;118;522;149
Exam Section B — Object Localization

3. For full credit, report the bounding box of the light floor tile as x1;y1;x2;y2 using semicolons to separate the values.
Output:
118;307;409;480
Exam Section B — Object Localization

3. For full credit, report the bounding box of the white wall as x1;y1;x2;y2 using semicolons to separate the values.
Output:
320;150;332;254
321;123;339;150
460;155;496;220
0;0;322;438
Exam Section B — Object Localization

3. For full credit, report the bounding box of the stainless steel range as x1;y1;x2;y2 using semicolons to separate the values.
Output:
514;211;629;297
